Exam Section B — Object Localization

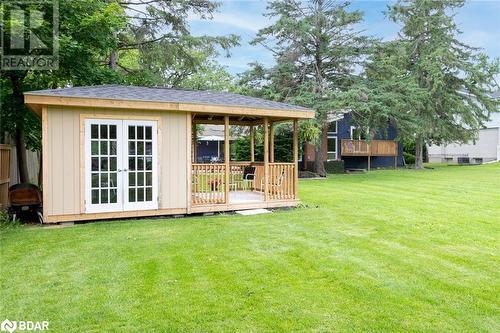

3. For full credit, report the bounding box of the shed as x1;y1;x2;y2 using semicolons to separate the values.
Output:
24;85;314;223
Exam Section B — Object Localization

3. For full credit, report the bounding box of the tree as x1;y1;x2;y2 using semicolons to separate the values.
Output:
1;0;238;183
244;0;374;176
111;0;239;87
387;0;499;169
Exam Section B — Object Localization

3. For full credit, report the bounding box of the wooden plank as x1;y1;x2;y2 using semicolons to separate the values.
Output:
250;125;254;163
293;119;298;199
186;112;192;213
42;106;48;221
264;118;269;202
224;116;230;204
46;208;187;223
270;122;274;163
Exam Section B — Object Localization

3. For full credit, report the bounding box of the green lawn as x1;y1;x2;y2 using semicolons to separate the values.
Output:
1;163;499;332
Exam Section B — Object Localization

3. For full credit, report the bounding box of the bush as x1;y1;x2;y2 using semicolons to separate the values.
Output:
325;160;344;174
0;210;20;230
404;152;415;165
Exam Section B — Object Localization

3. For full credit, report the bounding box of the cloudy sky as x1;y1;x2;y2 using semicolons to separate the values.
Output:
188;0;500;75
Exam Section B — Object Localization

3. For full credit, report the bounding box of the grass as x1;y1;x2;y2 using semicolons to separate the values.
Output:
1;163;499;332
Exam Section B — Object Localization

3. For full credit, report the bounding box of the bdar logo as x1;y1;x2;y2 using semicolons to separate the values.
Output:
1;319;17;333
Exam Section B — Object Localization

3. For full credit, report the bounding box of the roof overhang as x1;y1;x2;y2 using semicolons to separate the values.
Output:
24;94;315;119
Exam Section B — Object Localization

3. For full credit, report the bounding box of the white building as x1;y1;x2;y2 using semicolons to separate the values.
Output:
428;92;500;164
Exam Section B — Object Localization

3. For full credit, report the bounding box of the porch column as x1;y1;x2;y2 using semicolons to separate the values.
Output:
192;123;197;163
264;118;269;202
224;116;230;204
270;122;274;163
293;119;298;199
250;125;254;163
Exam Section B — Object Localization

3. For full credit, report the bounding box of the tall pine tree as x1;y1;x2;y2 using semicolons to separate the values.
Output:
246;0;374;176
388;0;499;168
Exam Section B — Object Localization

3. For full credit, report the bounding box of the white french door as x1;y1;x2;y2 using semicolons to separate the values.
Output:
85;119;158;213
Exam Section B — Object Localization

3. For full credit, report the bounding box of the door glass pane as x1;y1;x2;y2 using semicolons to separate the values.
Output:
109;125;117;139
137;126;144;139
129;157;135;171
129;172;135;186
145;157;152;170
146;127;152;140
101;157;108;171
100;141;108;155
129;142;135;155
110;141;117;155
137;172;144;186
100;173;108;187
137;188;144;202
92;173;99;187
129;188;136;202
91;190;99;204
101;189;108;203
137;157;144;170
128;126;135;139
146;187;152;201
100;125;108;139
146;172;152;186
145;142;152;155
110;189;117;203
91;141;99;155
91;125;99;139
110;157;117;171
137;142;144;155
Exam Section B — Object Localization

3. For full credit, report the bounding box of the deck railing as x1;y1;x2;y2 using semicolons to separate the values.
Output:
341;139;397;156
191;163;226;205
191;161;296;205
268;163;295;200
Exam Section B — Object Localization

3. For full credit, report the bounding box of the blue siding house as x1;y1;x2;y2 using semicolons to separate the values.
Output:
303;112;404;171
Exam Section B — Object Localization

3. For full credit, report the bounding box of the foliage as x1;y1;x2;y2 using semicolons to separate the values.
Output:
232;123;303;163
0;210;20;230
241;0;375;175
403;152;415;165
389;0;499;168
324;160;345;174
1;163;499;331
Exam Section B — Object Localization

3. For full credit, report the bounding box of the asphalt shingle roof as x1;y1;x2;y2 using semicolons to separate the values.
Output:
25;84;312;112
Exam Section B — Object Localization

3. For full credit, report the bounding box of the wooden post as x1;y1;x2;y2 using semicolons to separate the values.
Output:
186;113;192;214
270;122;274;163
264;118;269;202
224;116;230;205
192;123;197;163
293;119;298;199
367;155;371;171
394;155;397;170
250;125;254;163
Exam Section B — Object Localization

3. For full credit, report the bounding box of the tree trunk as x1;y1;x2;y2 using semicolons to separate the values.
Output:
9;72;30;183
415;136;424;170
314;135;327;177
109;50;118;70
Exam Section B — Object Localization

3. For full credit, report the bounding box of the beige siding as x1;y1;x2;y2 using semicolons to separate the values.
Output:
45;106;187;217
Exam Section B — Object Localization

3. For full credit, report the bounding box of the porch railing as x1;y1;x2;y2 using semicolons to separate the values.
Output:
191;163;226;205
341;139;397;156
191;161;296;205
268;163;295;200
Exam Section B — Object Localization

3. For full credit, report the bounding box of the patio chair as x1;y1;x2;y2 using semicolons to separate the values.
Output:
242;166;256;190
260;171;285;193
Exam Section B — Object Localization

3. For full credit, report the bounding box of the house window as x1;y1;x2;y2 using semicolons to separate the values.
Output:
328;121;337;134
327;121;337;161
327;135;337;161
350;126;368;140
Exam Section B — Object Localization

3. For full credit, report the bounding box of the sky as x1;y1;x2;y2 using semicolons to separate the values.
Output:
188;0;500;75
